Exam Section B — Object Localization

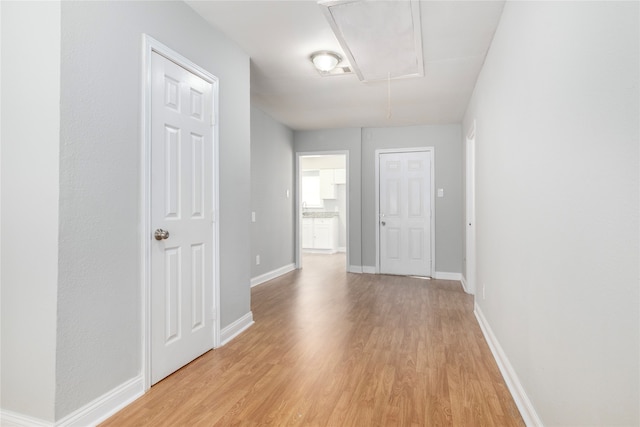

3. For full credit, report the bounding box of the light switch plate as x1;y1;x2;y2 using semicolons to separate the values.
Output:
437;188;444;197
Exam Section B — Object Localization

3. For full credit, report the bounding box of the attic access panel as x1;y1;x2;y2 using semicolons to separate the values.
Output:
319;0;424;82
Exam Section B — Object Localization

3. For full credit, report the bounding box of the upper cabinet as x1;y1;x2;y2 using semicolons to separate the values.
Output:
319;169;336;199
318;168;346;199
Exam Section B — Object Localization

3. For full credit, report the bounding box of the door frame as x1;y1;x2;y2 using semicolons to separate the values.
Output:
375;147;435;275
141;35;220;391
464;120;476;294
295;151;350;270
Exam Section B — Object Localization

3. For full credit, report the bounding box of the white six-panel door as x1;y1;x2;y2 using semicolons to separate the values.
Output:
379;151;432;276
150;52;214;385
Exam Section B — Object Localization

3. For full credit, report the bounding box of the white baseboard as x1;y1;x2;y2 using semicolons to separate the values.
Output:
1;376;144;427
460;275;470;293
474;304;544;427
0;410;51;427
347;265;362;273
362;266;376;274
57;376;143;427
337;247;346;253
302;248;337;254
220;311;254;346
433;271;462;281
251;263;295;287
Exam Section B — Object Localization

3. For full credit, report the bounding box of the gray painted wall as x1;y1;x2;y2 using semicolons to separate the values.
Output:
2;0;251;422
251;107;295;278
463;2;639;425
294;126;463;274
1;1;60;422
361;126;463;272
294;128;363;269
57;0;250;419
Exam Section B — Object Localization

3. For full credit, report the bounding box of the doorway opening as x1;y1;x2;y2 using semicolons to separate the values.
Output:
296;152;349;271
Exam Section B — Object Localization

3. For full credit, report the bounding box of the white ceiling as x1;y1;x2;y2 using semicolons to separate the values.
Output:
186;0;505;130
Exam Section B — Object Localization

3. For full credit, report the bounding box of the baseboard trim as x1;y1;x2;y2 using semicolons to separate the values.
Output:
302;248;337;254
460;275;470;293
57;375;143;427
0;410;51;427
220;311;254;346
474;303;544;427
251;263;296;287
1;376;144;427
433;271;462;281
347;265;362;273
337;247;346;253
362;266;376;274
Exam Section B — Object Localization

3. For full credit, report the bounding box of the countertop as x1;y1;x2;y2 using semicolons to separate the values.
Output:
302;211;339;218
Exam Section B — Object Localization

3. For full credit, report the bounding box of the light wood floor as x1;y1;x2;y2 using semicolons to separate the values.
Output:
101;254;524;426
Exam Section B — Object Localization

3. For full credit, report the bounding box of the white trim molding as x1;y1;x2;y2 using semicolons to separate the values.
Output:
362;266;376;274
433;271;462;281
474;303;544;427
57;376;144;427
347;265;363;273
460;275;470;293
0;411;51;427
220;312;254;346
251;263;296;287
1;377;144;427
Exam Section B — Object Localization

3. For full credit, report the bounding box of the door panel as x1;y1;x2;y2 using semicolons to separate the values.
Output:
379;151;432;276
151;52;214;385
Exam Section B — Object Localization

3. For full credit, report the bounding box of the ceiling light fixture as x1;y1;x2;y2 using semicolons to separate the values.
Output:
310;51;341;72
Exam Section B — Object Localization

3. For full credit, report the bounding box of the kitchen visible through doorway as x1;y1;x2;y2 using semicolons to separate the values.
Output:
298;153;348;271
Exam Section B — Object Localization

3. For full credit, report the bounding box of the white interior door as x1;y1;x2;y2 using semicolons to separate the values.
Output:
379;151;432;276
151;52;214;385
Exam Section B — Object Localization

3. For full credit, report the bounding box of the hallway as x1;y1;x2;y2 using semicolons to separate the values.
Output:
102;254;523;426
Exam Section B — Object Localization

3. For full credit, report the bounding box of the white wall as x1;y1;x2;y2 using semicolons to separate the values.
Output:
0;1;60;422
251;107;295;278
463;2;639;425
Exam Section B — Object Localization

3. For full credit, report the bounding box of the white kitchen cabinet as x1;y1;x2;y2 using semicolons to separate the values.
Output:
333;168;346;184
302;218;314;249
319;169;336;199
302;216;338;252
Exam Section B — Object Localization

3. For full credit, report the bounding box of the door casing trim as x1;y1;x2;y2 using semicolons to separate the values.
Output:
465;120;477;294
375;147;435;275
141;34;220;391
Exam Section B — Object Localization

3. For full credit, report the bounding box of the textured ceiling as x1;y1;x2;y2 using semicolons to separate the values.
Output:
186;0;505;130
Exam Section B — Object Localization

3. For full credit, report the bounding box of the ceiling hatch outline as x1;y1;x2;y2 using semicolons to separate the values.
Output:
318;0;424;83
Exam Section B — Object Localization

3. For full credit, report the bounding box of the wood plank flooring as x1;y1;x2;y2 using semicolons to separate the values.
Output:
101;254;524;426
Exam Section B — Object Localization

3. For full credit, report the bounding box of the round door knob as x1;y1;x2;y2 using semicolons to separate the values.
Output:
154;229;170;240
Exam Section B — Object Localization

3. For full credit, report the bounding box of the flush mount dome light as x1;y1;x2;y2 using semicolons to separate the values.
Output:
310;51;341;72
